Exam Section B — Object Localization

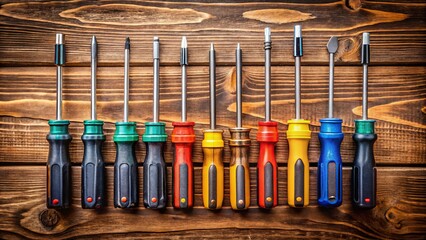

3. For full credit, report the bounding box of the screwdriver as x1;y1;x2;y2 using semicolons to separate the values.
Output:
353;33;377;208
143;37;168;209
171;37;195;209
81;36;106;209
317;36;344;207
257;27;279;209
229;43;251;210
47;33;72;209
113;37;139;208
202;43;224;210
287;25;311;208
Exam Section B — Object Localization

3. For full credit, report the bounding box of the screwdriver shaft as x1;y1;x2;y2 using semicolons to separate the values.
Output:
56;66;62;120
362;64;368;120
181;37;188;122
295;57;301;120
328;53;334;119
91;36;97;120
294;25;303;120
209;43;216;129
153;37;160;123
236;44;242;128
124;38;130;122
264;27;271;122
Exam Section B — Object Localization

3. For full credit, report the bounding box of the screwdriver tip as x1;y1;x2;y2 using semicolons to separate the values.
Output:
56;33;64;44
125;37;130;49
154;36;159;41
294;25;302;38
327;36;338;54
210;42;214;51
91;35;97;44
264;27;271;42
181;36;187;48
363;32;370;45
237;43;240;49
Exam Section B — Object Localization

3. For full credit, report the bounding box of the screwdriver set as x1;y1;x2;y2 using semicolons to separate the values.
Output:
46;25;377;210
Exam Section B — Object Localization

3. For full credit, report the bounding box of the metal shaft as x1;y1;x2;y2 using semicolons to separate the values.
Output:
153;37;160;123
264;27;271;122
55;33;64;121
293;25;303;120
91;36;97;120
181;37;188;122
328;52;334;118
361;32;370;120
124;37;130;122
209;43;216;129
236;43;242;128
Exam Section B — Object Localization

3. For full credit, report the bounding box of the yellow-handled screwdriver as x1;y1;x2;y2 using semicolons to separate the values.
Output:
229;43;251;210
287;25;311;208
202;43;225;210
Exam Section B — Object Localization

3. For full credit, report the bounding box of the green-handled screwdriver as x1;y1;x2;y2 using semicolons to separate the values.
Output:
81;36;106;209
352;33;377;208
47;33;72;209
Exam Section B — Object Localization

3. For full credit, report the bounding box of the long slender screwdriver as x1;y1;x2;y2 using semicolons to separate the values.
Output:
202;43;224;210
229;43;251;210
47;33;72;209
81;36;106;209
257;27;279;209
171;37;195;209
143;37;168;209
317;36;344;207
113;37;139;208
353;33;377;208
287;25;311;208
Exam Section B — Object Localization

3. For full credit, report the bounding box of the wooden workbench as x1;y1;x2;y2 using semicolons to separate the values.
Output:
0;0;425;239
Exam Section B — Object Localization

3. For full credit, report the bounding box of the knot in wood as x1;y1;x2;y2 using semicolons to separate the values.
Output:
40;209;60;228
345;0;362;11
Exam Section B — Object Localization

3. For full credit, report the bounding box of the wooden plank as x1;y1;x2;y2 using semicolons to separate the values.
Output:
0;166;425;239
0;1;425;66
0;66;424;165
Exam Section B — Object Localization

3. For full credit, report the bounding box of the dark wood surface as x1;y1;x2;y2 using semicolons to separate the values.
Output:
0;0;425;239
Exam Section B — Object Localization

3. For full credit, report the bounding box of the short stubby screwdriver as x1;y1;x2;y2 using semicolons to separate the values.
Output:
317;36;344;208
81;36;106;209
287;25;311;208
229;44;251;210
257;27;279;209
353;33;377;208
113;38;139;208
47;33;72;209
202;43;224;210
143;37;168;209
171;37;195;209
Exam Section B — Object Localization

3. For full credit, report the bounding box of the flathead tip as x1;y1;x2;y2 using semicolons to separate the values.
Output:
181;36;187;48
56;33;64;44
264;27;271;42
294;25;302;38
327;36;338;54
237;43;240;49
154;36;159;41
125;37;130;49
362;32;370;45
210;42;214;50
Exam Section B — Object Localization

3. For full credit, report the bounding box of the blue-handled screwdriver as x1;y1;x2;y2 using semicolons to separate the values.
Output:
317;36;344;207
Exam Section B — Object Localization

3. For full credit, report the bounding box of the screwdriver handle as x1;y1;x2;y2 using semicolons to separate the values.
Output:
353;120;377;208
317;118;343;207
113;122;139;208
287;119;311;208
229;128;251;210
171;122;195;208
143;122;168;209
81;120;106;209
202;129;224;210
256;121;278;209
46;120;72;209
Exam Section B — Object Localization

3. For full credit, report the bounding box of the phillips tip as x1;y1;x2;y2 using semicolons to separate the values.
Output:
264;27;271;42
363;32;370;45
56;33;64;44
294;25;302;38
91;35;97;45
181;36;187;48
125;37;130;49
327;36;338;54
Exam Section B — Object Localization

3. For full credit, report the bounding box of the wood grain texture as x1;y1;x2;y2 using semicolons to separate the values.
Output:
0;166;425;239
0;66;424;165
0;0;425;66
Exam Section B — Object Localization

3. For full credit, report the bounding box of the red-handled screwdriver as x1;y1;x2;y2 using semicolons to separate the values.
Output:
171;37;195;208
257;27;279;209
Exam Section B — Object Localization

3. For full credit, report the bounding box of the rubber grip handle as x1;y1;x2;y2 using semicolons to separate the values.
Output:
46;121;72;209
287;120;310;208
317;119;343;207
172;146;194;208
143;142;167;209
113;141;138;208
81;135;105;209
353;133;377;208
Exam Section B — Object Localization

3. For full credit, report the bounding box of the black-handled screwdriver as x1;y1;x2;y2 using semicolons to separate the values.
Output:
47;33;72;209
352;33;377;208
113;38;139;208
143;37;168;209
81;36;106;209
